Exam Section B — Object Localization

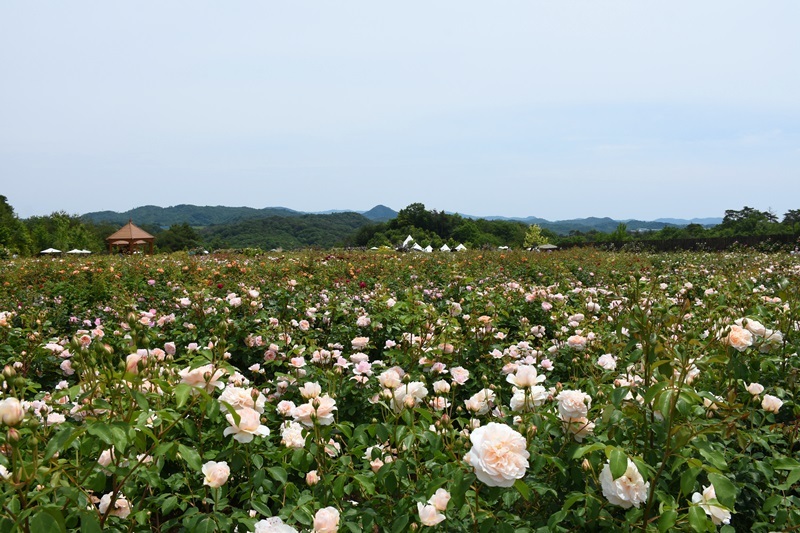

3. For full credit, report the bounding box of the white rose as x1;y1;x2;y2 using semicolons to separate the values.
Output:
202;460;230;488
762;394;783;414
466;422;529;487
745;382;764;396
599;458;649;509
692;484;732;525
0;398;24;426
313;506;340;533
556;389;591;421
417;502;446;526
255;516;299;533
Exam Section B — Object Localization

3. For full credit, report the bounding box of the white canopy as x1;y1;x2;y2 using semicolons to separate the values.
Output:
40;248;61;254
67;249;91;254
538;244;558;250
455;244;467;251
411;243;424;251
423;245;433;253
402;235;415;248
440;244;451;252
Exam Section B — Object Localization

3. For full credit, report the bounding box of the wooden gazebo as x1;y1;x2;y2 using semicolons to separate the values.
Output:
106;220;155;254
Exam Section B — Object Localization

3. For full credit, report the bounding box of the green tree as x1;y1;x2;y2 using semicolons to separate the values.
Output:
157;223;202;252
0;195;32;255
523;224;550;248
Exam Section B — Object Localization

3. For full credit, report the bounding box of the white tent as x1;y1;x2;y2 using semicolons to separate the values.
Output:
498;246;510;250
402;235;415;248
538;244;558;250
455;244;467;251
40;248;61;254
423;245;433;253
67;249;91;254
440;244;451;252
411;243;424;251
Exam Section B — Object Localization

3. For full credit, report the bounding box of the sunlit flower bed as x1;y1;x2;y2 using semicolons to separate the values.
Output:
0;248;798;532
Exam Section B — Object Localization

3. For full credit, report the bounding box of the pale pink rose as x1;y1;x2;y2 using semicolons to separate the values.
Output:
306;470;320;486
428;488;451;511
313;506;340;533
351;337;369;350
762;394;783;413
392;382;428;412
356;315;371;328
276;400;296;417
164;342;176;355
219;385;265;414
466;422;529;487
98;448;115;468
60;359;75;376
223;407;270;443
556;389;591;421
378;369;402;389
125;351;146;374
298;320;310;331
465;389;495;415
735;317;766;337
567;335;587;350
417;502;446;526
450;366;470;385
0;398;24;426
432;379;450;394
299;382;322;399
509;386;547;412
599;458;649;509
98;492;131;518
724;325;753;351
745;382;764;396
692;484;732;525
506;365;546;388
597;353;618;371
179;364;225;392
563;417;595;442
202;460;230;488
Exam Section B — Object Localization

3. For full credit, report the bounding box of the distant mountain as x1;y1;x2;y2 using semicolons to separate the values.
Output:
654;217;723;226
361;205;397;222
81;204;302;227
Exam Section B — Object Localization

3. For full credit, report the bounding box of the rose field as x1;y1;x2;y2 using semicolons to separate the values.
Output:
0;248;799;532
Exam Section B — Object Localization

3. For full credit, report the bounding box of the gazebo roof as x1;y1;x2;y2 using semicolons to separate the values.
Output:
106;220;154;242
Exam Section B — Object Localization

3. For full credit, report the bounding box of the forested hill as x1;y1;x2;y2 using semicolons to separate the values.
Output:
199;212;372;250
81;204;396;227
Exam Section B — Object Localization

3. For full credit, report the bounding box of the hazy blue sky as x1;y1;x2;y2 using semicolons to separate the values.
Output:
2;2;799;221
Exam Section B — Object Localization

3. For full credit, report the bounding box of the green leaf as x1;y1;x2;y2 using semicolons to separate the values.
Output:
773;457;800;470
175;384;193;409
680;467;701;497
30;511;64;533
178;444;202;471
658;510;677;533
354;474;375;495
44;427;83;461
391;514;409;533
80;512;102;533
513;479;530;501
643;380;670;406
688;505;708;532
570;443;605;459
609;448;628;480
87;422;114;446
195;516;217;533
708;473;735;509
267;466;288;484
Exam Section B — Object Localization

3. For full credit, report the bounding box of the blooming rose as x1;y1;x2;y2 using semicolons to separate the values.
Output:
599;458;649;509
255;517;299;533
202;460;230;488
506;365;546;388
567;335;587;350
428;488;451;511
179;364;226;392
563;417;595;442
281;421;306;448
417;502;446;526
98;492;131;518
0;398;24;426
509;386;548;412
450;366;470;385
219;385;265;413
313;506;340;533
392;382;428;412
745;382;764;396
351;337;369;350
465;422;529;487
762;394;783;413
724;325;753;352
692;484;732;525
597;353;618;371
735;317;766;337
306;470;320;485
556;389;591;421
465;389;495;415
378;369;402;389
223;406;270;443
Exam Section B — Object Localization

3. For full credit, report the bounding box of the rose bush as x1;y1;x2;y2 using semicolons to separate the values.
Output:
0;247;797;531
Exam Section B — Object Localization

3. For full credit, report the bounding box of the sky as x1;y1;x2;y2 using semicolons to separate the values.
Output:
1;1;799;222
